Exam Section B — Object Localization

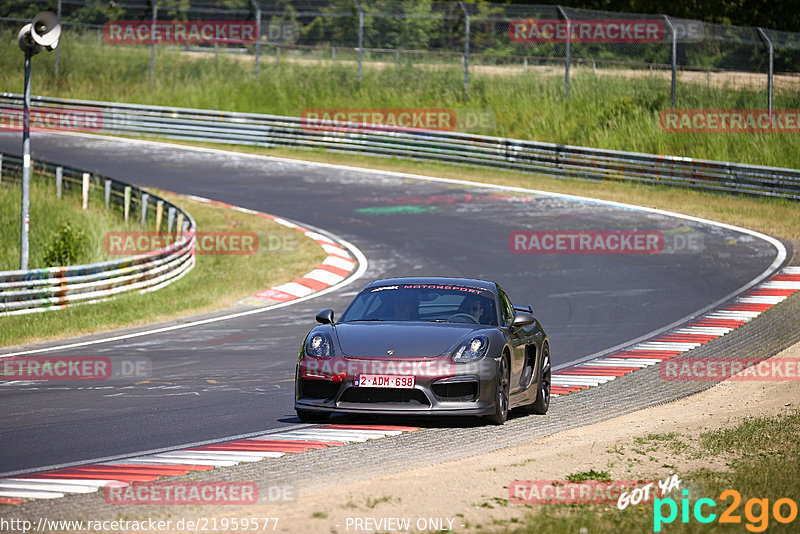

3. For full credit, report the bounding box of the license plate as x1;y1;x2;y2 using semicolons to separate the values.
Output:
354;374;415;388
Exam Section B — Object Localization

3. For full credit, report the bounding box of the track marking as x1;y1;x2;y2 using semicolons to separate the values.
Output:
551;267;798;393
0;426;419;502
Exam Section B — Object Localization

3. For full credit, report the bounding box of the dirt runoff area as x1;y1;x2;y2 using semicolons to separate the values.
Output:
197;341;800;533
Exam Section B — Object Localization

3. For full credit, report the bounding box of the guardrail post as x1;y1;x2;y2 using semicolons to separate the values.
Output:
55;0;62;77
124;186;132;222
352;0;363;83
156;200;164;230
276;45;280;66
557;6;571;100
141;193;149;226
663;15;677;108
250;0;261;78
82;173;90;210
0;154;3;185
56;166;62;198
176;212;185;236
167;206;176;232
458;1;470;101
104;179;111;208
757;28;774;118
149;2;158;83
19;53;33;270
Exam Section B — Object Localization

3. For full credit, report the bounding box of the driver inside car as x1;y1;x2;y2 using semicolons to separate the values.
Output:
460;295;487;323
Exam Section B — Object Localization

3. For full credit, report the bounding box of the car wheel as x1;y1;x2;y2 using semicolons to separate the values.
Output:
486;355;510;425
527;345;550;415
296;409;330;423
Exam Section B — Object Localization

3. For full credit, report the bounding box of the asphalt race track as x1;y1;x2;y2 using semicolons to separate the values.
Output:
0;132;782;475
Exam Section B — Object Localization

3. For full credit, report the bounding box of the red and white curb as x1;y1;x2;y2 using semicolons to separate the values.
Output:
550;266;800;396
183;196;357;307
0;425;418;504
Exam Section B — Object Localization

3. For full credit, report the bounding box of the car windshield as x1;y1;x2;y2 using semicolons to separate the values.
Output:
340;283;498;326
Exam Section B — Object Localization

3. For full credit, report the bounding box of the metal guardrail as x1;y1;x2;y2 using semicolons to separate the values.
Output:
0;152;196;316
1;93;799;201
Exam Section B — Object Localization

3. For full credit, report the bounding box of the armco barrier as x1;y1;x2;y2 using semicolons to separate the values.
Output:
0;153;196;316
1;93;799;200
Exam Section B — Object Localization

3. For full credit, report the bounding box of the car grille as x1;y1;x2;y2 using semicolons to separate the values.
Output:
339;387;431;406
432;380;479;402
300;379;339;400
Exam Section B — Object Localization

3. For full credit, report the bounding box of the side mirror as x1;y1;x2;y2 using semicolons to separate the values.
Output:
315;308;335;324
511;311;535;328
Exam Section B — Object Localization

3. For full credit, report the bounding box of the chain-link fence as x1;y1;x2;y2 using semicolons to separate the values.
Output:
2;0;799;111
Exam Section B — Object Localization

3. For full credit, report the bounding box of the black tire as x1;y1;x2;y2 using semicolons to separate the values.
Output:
296;409;330;423
486;355;510;425
527;345;550;415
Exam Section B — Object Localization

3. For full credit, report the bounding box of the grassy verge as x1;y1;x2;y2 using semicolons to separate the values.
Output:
497;412;800;533
1;30;798;169
0;176;158;271
0;188;326;347
144;140;800;243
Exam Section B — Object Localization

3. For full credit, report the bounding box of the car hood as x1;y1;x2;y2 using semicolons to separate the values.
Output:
334;322;484;358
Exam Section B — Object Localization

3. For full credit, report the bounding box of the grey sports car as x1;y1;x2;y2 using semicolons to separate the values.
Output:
294;277;550;425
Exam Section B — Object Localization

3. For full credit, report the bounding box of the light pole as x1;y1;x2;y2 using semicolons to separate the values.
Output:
17;12;61;270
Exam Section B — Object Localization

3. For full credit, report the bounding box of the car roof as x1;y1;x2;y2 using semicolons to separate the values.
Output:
363;277;498;293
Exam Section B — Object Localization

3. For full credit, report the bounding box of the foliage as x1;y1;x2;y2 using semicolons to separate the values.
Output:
42;221;88;266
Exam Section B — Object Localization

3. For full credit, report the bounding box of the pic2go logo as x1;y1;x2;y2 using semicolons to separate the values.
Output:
654;489;798;532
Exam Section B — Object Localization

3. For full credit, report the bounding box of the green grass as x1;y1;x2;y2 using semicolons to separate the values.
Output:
2;29;799;169
499;412;800;533
0;188;326;347
0;173;157;271
565;469;613;483
701;415;800;461
365;496;394;509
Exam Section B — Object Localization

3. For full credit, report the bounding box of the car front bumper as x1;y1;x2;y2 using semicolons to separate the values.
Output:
295;355;500;417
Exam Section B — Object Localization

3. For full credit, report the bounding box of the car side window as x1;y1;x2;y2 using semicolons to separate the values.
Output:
498;288;514;327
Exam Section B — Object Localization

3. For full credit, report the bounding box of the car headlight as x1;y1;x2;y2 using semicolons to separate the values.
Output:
305;332;332;359
451;335;489;363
